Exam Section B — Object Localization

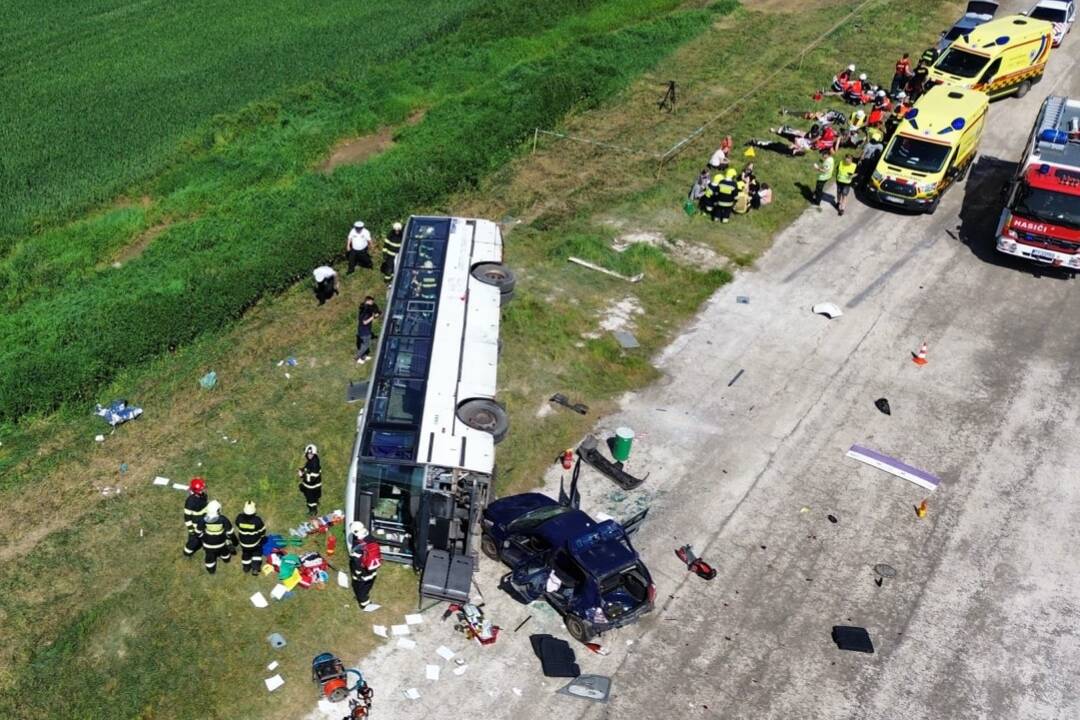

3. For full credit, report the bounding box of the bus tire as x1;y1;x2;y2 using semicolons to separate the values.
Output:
1015;80;1031;99
481;533;499;561
499;288;515;307
457;399;509;444
472;263;516;294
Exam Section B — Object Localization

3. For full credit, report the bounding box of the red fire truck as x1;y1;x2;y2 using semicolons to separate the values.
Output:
996;96;1080;268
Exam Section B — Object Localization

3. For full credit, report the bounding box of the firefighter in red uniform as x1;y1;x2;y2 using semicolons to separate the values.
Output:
183;477;208;558
348;522;382;610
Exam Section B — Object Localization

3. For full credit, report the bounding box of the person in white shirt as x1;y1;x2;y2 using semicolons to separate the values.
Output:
312;265;339;305
346;221;372;274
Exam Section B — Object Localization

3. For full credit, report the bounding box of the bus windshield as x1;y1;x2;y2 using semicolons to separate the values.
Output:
884;136;951;174
1015;184;1080;229
935;47;989;78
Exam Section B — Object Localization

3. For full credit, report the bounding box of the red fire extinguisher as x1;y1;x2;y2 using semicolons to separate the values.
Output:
561;449;574;470
326;533;337;556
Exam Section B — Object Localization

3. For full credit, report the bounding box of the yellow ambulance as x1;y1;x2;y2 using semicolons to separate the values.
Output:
927;14;1054;99
869;84;989;214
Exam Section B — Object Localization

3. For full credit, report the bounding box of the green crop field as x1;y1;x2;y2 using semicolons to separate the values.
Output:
0;0;717;422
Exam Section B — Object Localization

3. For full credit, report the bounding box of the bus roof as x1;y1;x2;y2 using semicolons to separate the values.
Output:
895;84;988;144
359;216;502;474
951;14;1052;55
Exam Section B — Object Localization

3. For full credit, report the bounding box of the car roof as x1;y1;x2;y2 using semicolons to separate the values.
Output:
1033;1;1070;9
898;84;988;141
534;507;597;546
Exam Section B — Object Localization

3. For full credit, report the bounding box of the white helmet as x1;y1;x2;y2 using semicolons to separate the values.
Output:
896;91;907;100
876;89;886;98
243;501;256;515
855;109;865;119
846;64;855;71
392;222;403;231
305;444;317;455
858;73;867;81
350;521;367;538
206;500;221;519
353;221;364;229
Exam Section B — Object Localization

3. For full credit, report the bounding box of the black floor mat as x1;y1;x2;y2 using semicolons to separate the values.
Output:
831;625;874;653
530;634;581;677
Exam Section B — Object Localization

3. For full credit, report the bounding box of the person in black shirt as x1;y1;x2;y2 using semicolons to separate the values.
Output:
355;296;381;365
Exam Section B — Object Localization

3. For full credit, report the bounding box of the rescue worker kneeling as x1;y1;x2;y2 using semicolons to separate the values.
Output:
235;501;267;575
348;522;382;610
711;168;739;223
197;500;238;574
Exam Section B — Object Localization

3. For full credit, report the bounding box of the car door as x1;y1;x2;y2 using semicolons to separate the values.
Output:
977;57;1002;94
545;549;588;613
502;532;550;570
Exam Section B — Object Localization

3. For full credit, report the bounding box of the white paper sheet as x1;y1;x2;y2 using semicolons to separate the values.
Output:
264;674;285;692
426;665;440;681
267;661;279;671
337;571;349;588
171;483;189;491
436;645;456;661
270;584;288;600
402;688;421;700
404;613;424;625
373;625;388;638
396;638;417;650
250;592;268;608
391;624;410;636
362;603;381;612
152;476;170;486
453;665;468;676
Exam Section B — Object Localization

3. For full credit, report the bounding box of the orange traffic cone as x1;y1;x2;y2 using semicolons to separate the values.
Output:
912;341;929;366
916;499;928;518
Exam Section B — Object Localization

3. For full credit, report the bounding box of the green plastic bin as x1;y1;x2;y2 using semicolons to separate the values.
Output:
612;427;635;462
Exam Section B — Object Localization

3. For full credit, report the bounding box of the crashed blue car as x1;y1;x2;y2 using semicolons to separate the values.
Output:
481;489;654;643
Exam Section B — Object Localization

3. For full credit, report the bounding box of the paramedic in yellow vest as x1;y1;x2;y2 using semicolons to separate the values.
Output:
835;155;858;216
812;146;835;207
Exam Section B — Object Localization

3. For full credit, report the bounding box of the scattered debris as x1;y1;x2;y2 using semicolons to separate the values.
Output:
391;625;411;636
373;625;388;638
199;371;218;390
264;674;285;692
613;330;640;349
363;603;381;612
514;616;533;633
568;256;643;283
873;564;896;588
875;398;892;415
531;634;581;678
250;592;268;608
584;642;610;656
577;436;647;490
436;645;456;661
95;434;105;443
736;296;750;304
337;571;349;588
276;357;298;367
549;393;588;415
676;544;717;580
916;499;929;518
453;665;468;676
425;665;440;681
557;675;612;703
397;638;417;650
347;380;368;403
912;341;929;366
270;584;289;600
846;444;940;492
170;483;188;492
267;661;279;671
831;626;874;654
402;688;421;701
727;369;745;387
449;603;499;645
827;514;838;524
267;632;287;649
404;613;424;625
512;687;523;697
152;476;170;486
94;400;143;427
812;302;843;319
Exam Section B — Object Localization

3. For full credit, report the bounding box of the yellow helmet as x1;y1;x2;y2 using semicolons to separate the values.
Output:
725;168;737;179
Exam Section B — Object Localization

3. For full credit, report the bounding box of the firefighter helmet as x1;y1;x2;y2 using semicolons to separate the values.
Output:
858;73;867;81
305;444;317;455
244;501;256;515
392;222;403;231
189;477;206;493
206;500;222;518
350;521;367;538
846;64;855;71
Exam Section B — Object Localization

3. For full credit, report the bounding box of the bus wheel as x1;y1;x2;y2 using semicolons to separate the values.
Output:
472;263;516;294
457;399;509;444
1015;80;1031;99
499;288;515;307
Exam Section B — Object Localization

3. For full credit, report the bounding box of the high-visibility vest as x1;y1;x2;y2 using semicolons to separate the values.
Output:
816;157;835;182
836;160;857;184
715;179;738;207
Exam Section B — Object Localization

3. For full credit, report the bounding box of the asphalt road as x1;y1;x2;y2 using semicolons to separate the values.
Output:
310;12;1080;720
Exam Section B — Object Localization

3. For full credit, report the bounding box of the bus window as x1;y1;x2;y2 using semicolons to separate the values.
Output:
389;301;435;337
402;237;447;270
379;337;432;378
368;429;417;460
370;378;425;424
358;462;423;525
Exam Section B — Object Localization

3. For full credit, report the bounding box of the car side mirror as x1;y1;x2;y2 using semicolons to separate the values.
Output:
946;167;958;180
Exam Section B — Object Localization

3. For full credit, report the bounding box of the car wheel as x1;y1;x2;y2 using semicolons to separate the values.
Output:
925;196;940;216
481;533;499;561
471;263;516;294
1015;80;1031;99
956;156;972;182
457;399;509;444
565;615;592;644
